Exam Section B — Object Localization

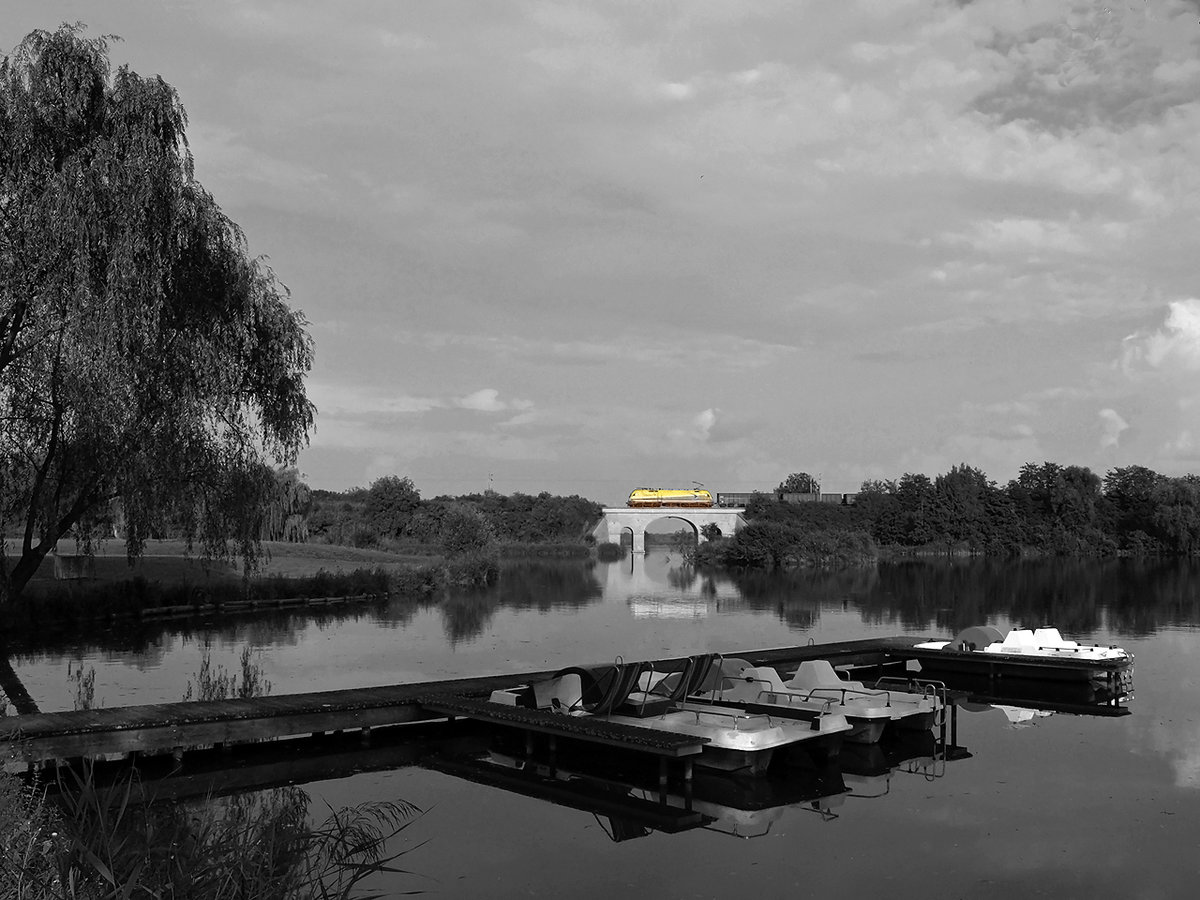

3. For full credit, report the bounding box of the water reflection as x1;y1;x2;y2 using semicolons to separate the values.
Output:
70;718;970;845
60;676;1135;856
438;561;604;644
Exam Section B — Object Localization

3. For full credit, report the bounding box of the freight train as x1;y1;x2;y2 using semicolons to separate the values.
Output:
626;488;715;508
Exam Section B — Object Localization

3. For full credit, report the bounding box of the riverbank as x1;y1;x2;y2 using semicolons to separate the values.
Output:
3;540;499;642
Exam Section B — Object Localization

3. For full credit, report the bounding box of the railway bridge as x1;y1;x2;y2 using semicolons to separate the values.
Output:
592;507;747;554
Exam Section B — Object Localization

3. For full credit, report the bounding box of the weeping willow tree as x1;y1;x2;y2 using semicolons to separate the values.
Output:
263;467;312;543
0;25;315;603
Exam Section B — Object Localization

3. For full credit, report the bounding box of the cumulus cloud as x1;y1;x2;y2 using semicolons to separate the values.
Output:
1099;408;1129;449
1122;300;1200;373
454;388;534;413
660;408;720;455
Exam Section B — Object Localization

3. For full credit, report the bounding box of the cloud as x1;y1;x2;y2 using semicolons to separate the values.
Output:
1121;300;1200;373
1099;408;1129;450
665;408;717;446
387;330;800;371
307;382;440;416
308;382;533;419
692;408;717;441
454;388;534;413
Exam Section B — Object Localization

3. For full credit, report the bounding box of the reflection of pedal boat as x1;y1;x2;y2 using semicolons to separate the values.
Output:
694;658;940;744
959;700;1054;728
615;759;850;837
915;626;1131;682
476;749;847;839
489;656;852;776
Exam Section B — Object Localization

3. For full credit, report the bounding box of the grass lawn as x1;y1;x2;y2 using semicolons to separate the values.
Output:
24;539;441;589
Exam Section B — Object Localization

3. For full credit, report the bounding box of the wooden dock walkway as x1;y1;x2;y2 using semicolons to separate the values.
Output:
0;636;1128;770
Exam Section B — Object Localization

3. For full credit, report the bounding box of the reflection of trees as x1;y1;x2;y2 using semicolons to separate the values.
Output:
14;558;1200;668
709;558;1200;637
439;593;498;646
438;562;604;644
666;566;700;591
491;562;603;612
5;601;393;658
855;558;1200;637
6;563;603;661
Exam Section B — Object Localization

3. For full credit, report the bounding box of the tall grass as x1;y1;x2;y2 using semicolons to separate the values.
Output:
38;768;424;899
0;643;426;897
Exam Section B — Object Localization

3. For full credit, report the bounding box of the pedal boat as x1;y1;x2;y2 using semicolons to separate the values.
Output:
489;656;851;776
786;660;943;734
915;626;1129;661
692;659;921;744
912;626;1133;688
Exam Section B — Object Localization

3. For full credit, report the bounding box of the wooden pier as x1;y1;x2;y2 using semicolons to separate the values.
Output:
0;636;1130;773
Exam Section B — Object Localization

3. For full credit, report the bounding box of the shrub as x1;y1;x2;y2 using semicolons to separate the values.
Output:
596;542;626;562
444;552;500;587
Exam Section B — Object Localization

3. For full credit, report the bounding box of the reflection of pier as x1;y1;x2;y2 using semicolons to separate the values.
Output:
46;718;970;844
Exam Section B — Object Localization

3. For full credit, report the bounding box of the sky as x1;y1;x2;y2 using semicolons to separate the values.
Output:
7;1;1200;503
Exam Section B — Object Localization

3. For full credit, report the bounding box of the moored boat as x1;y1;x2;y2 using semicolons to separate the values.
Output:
489;655;852;776
786;660;944;734
915;626;1129;661
692;658;932;744
911;625;1133;686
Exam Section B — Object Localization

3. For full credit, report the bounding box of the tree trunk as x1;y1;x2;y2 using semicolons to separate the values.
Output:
0;641;39;714
5;542;53;603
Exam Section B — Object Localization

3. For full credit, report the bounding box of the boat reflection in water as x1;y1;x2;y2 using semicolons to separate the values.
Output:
43;670;1130;853
424;741;853;841
416;675;1131;843
421;724;970;842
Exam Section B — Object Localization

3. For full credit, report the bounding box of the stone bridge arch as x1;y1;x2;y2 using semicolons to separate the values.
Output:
592;507;747;554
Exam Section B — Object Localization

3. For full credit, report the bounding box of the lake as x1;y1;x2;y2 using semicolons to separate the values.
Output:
7;553;1200;898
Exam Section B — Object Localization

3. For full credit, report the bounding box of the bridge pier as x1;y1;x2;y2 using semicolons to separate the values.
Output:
593;507;746;554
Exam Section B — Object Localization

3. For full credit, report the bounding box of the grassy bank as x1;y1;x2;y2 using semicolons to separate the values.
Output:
3;539;502;638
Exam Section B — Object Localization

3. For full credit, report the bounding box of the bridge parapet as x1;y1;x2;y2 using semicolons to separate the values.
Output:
593;507;747;553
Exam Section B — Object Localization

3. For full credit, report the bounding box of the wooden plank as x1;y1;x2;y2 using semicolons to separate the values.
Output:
421;696;707;757
51;721;491;804
6;704;437;763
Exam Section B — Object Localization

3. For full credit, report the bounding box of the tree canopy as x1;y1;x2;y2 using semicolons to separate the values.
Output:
777;472;819;494
0;26;315;601
363;475;421;540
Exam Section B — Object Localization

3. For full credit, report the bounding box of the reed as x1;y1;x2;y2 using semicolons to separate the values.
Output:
38;765;423;899
1;640;426;897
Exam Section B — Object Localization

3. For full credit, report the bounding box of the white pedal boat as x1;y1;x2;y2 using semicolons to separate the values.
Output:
490;657;851;776
914;626;1130;662
695;658;937;744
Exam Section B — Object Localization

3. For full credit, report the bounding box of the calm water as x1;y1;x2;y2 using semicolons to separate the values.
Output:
9;553;1200;898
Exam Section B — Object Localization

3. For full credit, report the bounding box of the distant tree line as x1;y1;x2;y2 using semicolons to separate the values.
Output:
706;463;1200;568
303;476;602;554
856;463;1200;556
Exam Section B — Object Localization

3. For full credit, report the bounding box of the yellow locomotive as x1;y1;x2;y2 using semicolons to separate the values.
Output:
627;487;714;508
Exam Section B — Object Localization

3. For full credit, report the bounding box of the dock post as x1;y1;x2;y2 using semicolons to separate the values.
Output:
360;726;372;747
683;758;693;783
659;758;668;787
